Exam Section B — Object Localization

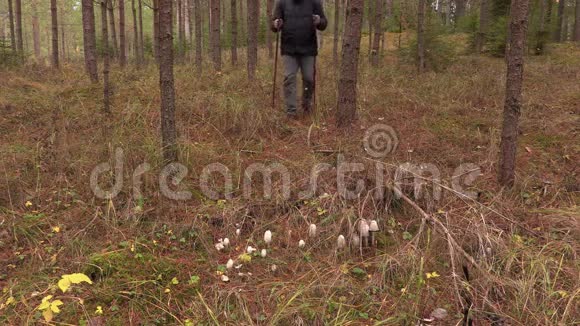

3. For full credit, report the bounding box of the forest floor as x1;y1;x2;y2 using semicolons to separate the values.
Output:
0;35;579;325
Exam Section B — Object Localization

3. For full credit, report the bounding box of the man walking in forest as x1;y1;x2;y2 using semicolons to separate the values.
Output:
271;0;327;118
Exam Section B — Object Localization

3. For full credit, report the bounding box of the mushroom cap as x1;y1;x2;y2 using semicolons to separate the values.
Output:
264;230;272;244
308;224;317;237
298;239;306;248
260;249;267;257
337;235;346;249
226;259;234;269
369;220;379;232
359;221;370;237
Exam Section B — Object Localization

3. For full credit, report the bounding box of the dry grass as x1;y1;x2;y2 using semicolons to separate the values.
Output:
0;37;578;325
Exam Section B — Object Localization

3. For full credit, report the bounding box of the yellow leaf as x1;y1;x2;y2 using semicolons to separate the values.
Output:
426;272;440;279
50;300;63;313
52;226;60;233
164;288;171;293
5;296;15;306
58;273;93;293
58;278;71;293
171;277;179;285
238;253;252;263
38;296;53;310
25;201;32;207
42;308;54;322
95;306;103;315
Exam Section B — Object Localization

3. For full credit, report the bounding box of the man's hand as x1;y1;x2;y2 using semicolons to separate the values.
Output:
312;15;321;26
273;19;283;31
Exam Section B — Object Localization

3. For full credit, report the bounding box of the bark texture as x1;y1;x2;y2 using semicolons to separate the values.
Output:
119;0;127;66
101;0;111;113
417;0;426;73
230;0;238;65
247;0;259;79
210;0;222;70
336;0;363;127
159;0;178;162
82;0;99;82
498;0;530;187
51;0;59;68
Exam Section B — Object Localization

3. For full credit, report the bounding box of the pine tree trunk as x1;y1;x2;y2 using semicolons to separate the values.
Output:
101;0;111;113
61;22;66;61
14;0;22;55
455;0;465;23
159;0;178;162
210;0;222;70
536;0;548;54
153;0;160;62
119;0;127;66
108;0;119;56
131;0;139;60
476;0;490;53
498;0;530;187
574;0;580;42
266;0;273;58
32;0;41;60
7;0;16;52
247;0;259;80
555;0;565;41
188;0;194;54
231;0;238;65
370;0;382;66
239;0;245;47
82;0;99;82
138;0;144;60
367;0;373;56
51;0;59;68
336;0;364;127
194;0;202;69
333;0;340;64
178;0;186;56
417;0;426;73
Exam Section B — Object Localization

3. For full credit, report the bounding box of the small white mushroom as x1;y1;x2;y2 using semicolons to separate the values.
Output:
270;264;277;272
221;275;230;282
260;249;267;258
215;242;225;251
246;246;257;254
226;259;234;269
337;235;346;249
235;229;241;236
264;230;272;245
298;239;306;248
352;234;360;247
308;224;317;238
223;238;230;247
369;220;379;232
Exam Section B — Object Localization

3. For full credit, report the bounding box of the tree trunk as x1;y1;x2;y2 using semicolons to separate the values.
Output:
14;0;22;55
574;0;580;41
417;0;426;73
247;0;259;79
239;0;245;46
7;0;16;52
336;0;364;127
32;0;41;60
153;0;160;62
333;0;340;64
455;0;466;23
266;0;273;58
194;0;202;69
138;0;144;61
108;0;119;57
159;0;178;162
536;0;548;54
555;0;565;41
178;0;186;56
51;0;59;68
370;0;382;66
231;0;238;65
476;0;490;53
210;0;222;70
367;0;373;56
119;0;127;66
188;0;194;55
61;21;66;62
101;0;111;113
82;0;99;82
498;0;530;187
131;0;139;61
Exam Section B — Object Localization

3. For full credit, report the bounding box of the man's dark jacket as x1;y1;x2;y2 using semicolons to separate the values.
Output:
271;0;327;56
